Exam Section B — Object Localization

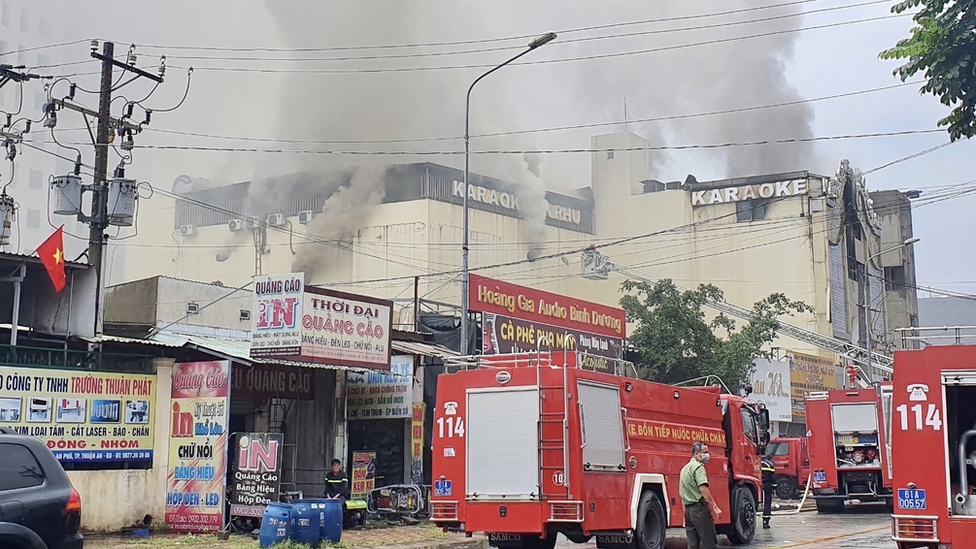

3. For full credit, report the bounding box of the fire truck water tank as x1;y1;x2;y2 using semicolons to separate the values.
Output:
107;178;137;226
52;174;83;215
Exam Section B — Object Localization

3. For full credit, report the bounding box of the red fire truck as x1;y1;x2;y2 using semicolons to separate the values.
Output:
430;352;770;549
890;344;976;548
765;437;810;499
805;385;893;512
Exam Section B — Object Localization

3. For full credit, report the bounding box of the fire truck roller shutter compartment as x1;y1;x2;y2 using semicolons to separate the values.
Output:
832;403;880;434
577;381;626;471
467;388;540;499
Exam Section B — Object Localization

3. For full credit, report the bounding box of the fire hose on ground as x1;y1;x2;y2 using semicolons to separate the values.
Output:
768;473;813;516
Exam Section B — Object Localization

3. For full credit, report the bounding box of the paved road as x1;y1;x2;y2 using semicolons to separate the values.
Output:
556;511;891;549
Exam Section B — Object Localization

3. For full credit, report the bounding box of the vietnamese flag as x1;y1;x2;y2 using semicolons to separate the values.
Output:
37;226;66;292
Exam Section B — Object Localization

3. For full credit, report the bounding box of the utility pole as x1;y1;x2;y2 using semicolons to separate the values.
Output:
89;41;114;338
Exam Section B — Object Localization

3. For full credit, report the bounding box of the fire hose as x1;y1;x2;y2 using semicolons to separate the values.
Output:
770;473;813;516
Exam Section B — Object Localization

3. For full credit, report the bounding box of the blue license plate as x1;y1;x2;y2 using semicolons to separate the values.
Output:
814;471;827;483
898;488;927;510
434;479;453;497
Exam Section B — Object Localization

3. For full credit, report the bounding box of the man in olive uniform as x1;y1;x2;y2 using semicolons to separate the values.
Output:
761;456;777;529
679;441;722;549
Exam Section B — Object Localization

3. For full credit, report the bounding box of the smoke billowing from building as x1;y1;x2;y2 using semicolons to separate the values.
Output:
258;1;815;248
291;166;388;282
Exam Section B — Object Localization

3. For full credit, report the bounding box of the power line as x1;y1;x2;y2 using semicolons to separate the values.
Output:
122;129;943;155
135;0;833;54
139;80;922;145
168;14;906;75
0;39;92;59
158;1;893;64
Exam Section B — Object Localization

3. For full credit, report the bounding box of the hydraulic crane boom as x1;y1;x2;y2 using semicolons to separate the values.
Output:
581;248;892;385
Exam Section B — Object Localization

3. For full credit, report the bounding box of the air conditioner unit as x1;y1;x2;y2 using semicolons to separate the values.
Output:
267;213;286;227
180;224;196;237
228;219;244;232
298;210;315;225
186;302;200;314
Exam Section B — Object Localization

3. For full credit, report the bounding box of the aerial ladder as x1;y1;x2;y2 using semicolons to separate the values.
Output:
581;248;891;388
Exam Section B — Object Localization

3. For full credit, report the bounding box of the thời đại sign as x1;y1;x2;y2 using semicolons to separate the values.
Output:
251;273;393;370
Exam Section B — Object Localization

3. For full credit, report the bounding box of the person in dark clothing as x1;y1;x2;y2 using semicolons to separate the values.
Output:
325;459;350;500
761;456;777;529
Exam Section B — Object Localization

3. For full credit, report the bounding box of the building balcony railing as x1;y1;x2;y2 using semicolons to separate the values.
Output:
0;344;156;374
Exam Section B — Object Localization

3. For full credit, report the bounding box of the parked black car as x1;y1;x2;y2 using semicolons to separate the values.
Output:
0;427;83;549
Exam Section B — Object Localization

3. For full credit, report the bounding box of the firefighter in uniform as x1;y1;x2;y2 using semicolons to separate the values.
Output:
761;456;777;529
325;459;350;501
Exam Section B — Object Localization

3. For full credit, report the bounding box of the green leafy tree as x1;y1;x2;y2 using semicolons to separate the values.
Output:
620;279;813;390
880;0;976;140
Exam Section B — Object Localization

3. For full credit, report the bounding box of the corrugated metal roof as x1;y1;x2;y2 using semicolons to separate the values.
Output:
392;340;459;359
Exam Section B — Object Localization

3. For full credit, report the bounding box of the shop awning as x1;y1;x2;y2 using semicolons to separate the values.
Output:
146;333;456;371
391;340;459;359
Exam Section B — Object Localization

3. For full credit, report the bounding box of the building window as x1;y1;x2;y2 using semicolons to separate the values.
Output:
26;209;40;229
18;7;26;33
240;309;251;321
884;266;906;291
1;3;9;27
736;199;768;222
606;151;614;160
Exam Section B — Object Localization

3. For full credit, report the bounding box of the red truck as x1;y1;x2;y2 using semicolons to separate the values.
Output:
890;344;976;548
765;437;810;499
430;351;770;549
805;385;894;513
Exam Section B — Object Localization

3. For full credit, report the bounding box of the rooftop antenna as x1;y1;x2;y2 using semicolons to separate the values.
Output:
623;95;629;132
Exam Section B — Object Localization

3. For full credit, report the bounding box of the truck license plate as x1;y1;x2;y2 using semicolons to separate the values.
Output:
898;488;927;510
814;471;827;483
434;479;453;497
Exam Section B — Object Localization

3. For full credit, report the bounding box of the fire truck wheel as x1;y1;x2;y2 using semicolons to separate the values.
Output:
774;477;798;500
725;486;757;545
635;490;666;549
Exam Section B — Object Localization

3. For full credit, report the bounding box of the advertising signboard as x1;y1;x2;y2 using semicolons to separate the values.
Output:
482;312;624;361
749;358;793;422
0;366;155;466
469;274;626;340
165;361;230;533
411;403;425;484
252;273;393;370
347;356;413;420
351;451;377;499
788;351;839;422
230;433;283;518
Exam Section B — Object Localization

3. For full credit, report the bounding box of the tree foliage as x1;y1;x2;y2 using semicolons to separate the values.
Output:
880;0;976;140
620;279;812;391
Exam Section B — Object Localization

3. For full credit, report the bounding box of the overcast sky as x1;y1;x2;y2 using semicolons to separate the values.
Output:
11;0;976;296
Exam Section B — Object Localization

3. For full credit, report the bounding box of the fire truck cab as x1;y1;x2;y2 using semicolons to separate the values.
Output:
805;385;894;512
431;352;770;549
891;344;976;548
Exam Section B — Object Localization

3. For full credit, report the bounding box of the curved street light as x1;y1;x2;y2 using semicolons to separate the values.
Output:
459;32;557;355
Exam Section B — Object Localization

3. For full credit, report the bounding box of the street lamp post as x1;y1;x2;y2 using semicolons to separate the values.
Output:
459;32;556;355
864;236;920;379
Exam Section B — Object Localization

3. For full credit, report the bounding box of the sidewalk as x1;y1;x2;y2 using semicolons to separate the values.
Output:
83;523;487;549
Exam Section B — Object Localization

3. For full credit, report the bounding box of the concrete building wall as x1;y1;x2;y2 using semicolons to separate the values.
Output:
871;190;919;349
66;358;173;532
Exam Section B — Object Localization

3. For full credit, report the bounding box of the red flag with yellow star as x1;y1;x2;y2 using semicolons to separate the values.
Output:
37;226;66;292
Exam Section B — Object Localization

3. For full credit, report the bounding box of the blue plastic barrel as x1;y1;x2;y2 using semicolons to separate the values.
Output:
290;500;321;547
317;499;343;544
259;502;292;548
